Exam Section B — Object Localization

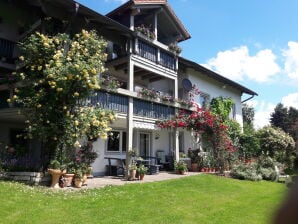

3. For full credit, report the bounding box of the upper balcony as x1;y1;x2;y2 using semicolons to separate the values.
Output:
135;38;177;71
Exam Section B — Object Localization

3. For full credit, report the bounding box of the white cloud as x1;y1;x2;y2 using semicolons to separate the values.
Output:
281;93;298;109
247;100;275;129
283;41;298;79
204;46;281;83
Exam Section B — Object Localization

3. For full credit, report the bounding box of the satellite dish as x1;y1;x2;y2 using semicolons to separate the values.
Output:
182;78;192;91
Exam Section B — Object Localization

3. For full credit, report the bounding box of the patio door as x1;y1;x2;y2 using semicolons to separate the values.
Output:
139;133;151;157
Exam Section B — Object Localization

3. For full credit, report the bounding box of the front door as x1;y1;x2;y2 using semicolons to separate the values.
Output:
139;133;151;157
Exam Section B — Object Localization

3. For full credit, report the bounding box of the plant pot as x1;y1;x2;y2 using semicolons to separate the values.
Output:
140;174;145;180
191;163;198;172
82;174;88;185
179;170;186;175
63;173;74;187
129;169;136;181
74;178;83;188
48;169;63;188
86;166;93;178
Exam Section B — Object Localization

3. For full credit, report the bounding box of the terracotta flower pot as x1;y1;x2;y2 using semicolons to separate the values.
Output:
191;163;198;172
140;174;145;180
63;173;74;187
129;169;136;181
48;169;63;188
82;174;88;185
74;178;83;188
179;170;186;175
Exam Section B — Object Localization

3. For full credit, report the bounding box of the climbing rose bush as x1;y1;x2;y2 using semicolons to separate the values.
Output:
8;30;116;161
157;107;237;171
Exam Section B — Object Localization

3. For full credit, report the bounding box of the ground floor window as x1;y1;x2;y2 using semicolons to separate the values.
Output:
107;130;126;153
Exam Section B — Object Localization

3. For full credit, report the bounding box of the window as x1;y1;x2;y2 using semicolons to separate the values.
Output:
231;104;236;120
199;93;210;109
107;131;127;152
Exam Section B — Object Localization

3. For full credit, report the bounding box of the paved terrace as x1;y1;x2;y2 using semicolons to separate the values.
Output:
81;171;201;189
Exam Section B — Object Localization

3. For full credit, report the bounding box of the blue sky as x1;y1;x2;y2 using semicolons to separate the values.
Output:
76;0;298;128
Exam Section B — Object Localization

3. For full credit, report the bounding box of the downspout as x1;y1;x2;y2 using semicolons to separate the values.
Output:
241;94;255;103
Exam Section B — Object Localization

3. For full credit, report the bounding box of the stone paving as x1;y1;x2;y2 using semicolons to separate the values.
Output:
82;171;201;189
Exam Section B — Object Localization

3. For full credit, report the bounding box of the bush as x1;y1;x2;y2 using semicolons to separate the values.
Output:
257;156;275;169
230;164;262;181
258;168;277;181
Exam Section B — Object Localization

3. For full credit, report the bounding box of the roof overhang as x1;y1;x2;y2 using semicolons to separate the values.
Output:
106;0;190;42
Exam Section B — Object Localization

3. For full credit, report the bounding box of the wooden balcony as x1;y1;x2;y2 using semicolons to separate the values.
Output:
86;90;175;120
136;39;177;71
0;38;16;61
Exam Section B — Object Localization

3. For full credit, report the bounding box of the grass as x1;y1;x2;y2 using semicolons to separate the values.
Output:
0;174;286;224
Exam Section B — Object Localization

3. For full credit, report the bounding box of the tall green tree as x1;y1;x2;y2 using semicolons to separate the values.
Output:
270;103;290;133
242;103;255;127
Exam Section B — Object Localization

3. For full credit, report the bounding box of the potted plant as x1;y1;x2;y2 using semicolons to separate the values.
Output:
63;162;75;187
73;169;84;188
188;149;200;172
137;164;148;180
129;162;137;181
48;160;65;188
174;160;188;175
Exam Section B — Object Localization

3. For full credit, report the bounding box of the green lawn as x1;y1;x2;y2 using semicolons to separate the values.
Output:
0;175;286;224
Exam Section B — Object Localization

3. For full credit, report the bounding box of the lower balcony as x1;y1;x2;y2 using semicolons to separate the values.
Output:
87;91;176;120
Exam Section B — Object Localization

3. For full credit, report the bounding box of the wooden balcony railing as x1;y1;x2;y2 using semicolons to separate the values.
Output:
86;91;175;120
0;38;15;59
88;91;128;113
136;40;177;71
133;98;175;119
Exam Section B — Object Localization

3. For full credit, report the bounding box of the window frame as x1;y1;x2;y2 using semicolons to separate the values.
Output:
106;130;127;153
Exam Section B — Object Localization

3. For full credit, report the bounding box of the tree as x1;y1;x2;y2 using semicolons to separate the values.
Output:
270;103;290;133
257;126;295;168
242;103;255;126
9;30;116;166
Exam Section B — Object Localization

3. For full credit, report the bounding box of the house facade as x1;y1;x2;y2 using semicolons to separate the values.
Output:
0;0;257;175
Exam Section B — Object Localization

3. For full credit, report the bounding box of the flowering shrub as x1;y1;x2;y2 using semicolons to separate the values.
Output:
8;30;116;166
160;94;175;103
157;106;237;172
138;87;160;99
257;126;295;168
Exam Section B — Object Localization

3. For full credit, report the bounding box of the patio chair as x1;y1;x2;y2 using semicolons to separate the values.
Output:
142;156;161;175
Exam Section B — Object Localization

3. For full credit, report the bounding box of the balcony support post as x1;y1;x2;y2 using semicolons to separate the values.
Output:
154;12;158;41
174;128;179;162
126;56;134;179
130;15;134;31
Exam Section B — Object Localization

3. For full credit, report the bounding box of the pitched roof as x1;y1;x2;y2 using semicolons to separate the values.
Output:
179;57;258;96
106;0;190;42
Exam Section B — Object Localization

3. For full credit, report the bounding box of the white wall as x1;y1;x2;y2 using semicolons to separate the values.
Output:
187;68;243;126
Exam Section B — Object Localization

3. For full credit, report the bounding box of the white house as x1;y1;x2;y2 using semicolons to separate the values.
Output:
0;0;257;176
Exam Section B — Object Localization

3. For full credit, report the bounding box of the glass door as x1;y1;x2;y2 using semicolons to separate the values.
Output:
139;133;151;157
